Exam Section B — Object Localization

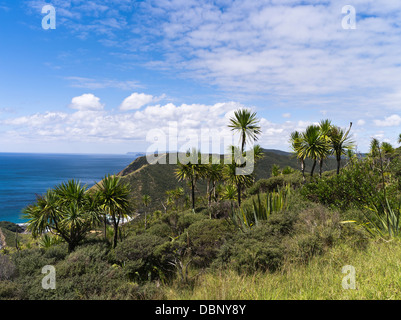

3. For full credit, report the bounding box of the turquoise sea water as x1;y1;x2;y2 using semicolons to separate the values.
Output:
0;153;136;223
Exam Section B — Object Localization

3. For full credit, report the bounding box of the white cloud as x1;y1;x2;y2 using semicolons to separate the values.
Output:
1;97;302;152
357;119;366;126
374;114;401;127
282;113;291;118
119;93;157;111
69;94;104;111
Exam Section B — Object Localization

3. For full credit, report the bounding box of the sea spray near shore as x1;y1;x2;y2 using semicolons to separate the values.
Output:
0;153;137;223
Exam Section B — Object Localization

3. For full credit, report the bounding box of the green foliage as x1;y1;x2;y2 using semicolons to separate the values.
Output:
248;172;303;195
284;205;342;264
37;234;63;249
271;164;281;177
114;233;168;281
214;221;288;274
0;280;20;299
12;248;55;277
43;243;68;261
231;185;291;230
158;210;208;237
301;158;384;211
207;200;236;219
184;219;237;268
0;221;23;233
357;198;401;239
282;165;295;175
23;180;102;252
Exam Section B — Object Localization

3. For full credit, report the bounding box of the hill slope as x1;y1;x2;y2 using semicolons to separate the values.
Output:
117;149;339;212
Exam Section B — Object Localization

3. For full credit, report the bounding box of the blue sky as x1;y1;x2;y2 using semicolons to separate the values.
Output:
1;0;401;154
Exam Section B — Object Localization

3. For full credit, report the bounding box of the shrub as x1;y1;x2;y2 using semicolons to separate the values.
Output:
0;280;21;299
300;158;387;211
207;200;237;219
159;210;207;236
114;233;168;281
12;248;54;277
0;221;23;233
146;222;173;238
248;172;303;195
43;243;68;262
184;219;237;268
214;222;285;274
283;205;342;264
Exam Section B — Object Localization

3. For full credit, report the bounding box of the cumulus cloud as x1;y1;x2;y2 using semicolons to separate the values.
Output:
1;97;302;152
119;93;158;111
374;114;401;127
69;94;104;111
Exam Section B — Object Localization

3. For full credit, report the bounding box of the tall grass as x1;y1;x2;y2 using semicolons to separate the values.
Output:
165;240;401;300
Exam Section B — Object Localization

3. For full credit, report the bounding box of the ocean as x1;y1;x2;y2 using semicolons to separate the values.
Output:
0;153;138;224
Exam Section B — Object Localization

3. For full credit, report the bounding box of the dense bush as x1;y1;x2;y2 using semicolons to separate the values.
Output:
114;233;168;281
0;221;23;233
158;210;208;237
214;221;286;274
12;248;55;277
43;243;69;262
247;172;303;195
207;200;236;219
184;219;237;268
283;205;343;264
300;159;384;211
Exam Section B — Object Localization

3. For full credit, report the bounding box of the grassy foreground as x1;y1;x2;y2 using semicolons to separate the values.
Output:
165;240;401;300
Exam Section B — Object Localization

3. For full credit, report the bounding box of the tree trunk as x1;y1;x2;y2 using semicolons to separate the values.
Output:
213;182;216;202
336;157;341;175
319;159;323;178
112;215;120;248
311;160;317;177
113;223;118;248
68;242;76;253
191;179;195;210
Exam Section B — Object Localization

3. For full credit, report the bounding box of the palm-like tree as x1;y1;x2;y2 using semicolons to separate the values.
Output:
318;119;333;177
226;109;262;207
289;130;306;181
381;142;394;157
204;162;223;206
222;184;238;207
228;109;262;153
175;149;204;210
271;164;281;177
299;125;330;177
23;180;101;252
223;161;254;207
329;122;354;175
95;174;131;248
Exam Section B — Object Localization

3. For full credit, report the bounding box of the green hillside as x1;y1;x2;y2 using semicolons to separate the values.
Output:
117;148;339;212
